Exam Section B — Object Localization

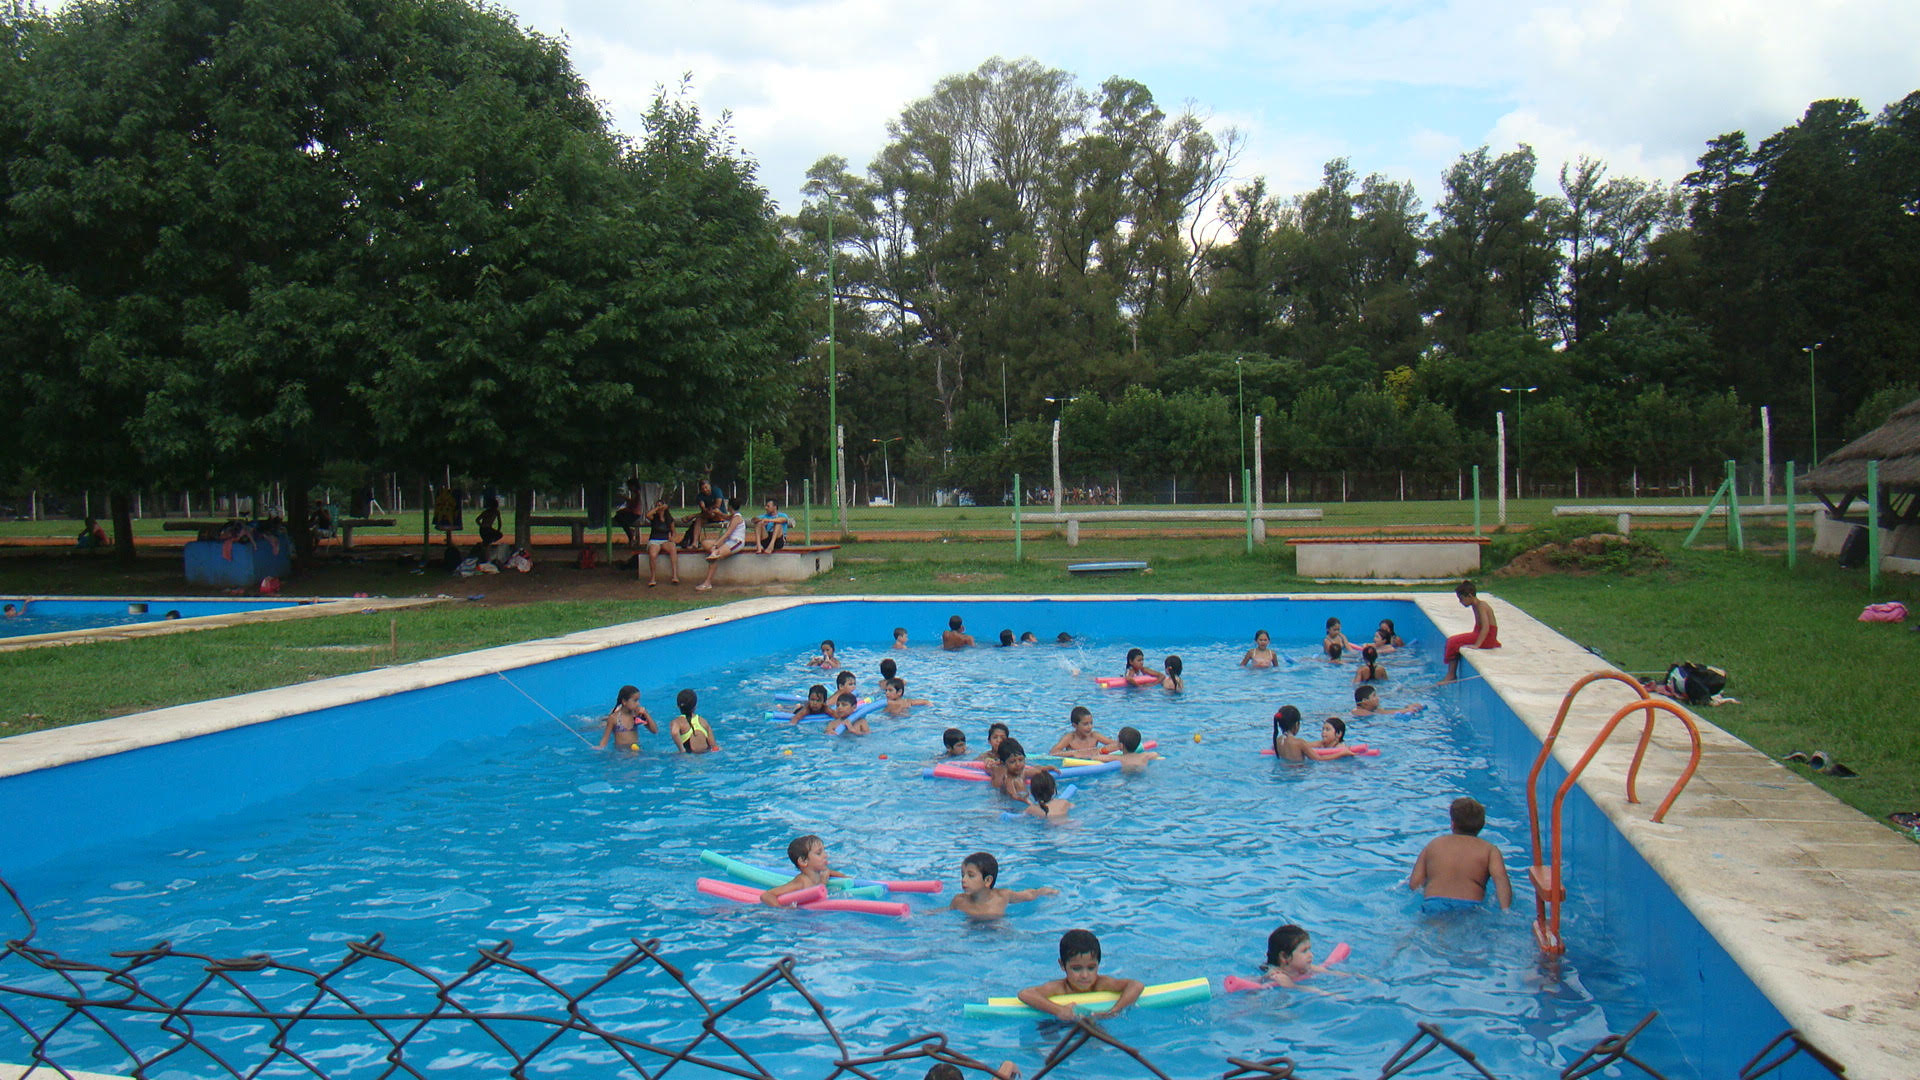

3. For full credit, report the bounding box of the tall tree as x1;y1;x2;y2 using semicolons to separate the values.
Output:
1424;146;1557;355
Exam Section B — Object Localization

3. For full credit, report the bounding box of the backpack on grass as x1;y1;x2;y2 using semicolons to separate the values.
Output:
1661;662;1727;706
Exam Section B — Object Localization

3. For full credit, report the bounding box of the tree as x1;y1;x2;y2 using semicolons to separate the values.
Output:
1424;146;1557;354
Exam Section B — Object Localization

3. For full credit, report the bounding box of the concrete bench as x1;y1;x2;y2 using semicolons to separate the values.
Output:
1554;504;1823;535
336;517;396;550
1287;536;1490;580
654;544;839;586
1018;508;1323;547
526;514;592;545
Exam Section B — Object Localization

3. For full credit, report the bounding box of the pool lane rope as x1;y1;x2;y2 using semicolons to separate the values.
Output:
496;672;598;749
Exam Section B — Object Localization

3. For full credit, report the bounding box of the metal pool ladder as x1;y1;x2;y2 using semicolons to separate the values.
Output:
1526;670;1703;955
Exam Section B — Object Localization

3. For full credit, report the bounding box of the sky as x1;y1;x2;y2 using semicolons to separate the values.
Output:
477;0;1920;217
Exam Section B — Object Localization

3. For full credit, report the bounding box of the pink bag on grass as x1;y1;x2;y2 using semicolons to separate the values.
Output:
1859;602;1907;622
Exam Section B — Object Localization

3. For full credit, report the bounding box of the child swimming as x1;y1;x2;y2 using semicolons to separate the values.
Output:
1352;645;1388;683
1016;771;1072;821
596;685;659;750
789;684;833;723
1252;924;1346;990
950;851;1058;918
1353;685;1420;716
1111;726;1162;771
875;656;898;693
1015;929;1144;1021
1409;796;1513;911
1049;706;1119;756
759;834;848;906
1240;629;1279;668
942;728;970;757
1160;655;1184;692
828;670;861;718
942;615;974;650
998;629;1016;647
808;639;840;670
669;689;719;753
1375;619;1404;651
1270;705;1309;762
1324;617;1351;655
1121;648;1162;680
1309;716;1360;760
977;722;1010;764
892;627;909;649
881;677;930;717
990;737;1056;802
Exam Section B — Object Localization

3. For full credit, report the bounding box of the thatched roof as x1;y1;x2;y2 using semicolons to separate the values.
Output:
1800;395;1920;491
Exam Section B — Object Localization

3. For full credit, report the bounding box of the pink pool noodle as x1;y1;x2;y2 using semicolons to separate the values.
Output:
1224;942;1351;991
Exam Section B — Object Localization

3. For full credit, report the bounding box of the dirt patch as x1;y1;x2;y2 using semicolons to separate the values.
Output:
934;571;1008;583
1496;533;1667;577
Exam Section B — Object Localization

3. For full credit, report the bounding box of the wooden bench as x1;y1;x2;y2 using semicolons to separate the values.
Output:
336;517;396;550
1553;504;1822;534
1018;508;1324;546
526;514;592;545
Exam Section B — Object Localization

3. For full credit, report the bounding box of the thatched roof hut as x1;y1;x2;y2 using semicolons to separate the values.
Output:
1800;395;1920;524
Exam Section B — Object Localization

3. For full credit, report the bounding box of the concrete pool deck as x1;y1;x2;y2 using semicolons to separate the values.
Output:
1;592;1915;1079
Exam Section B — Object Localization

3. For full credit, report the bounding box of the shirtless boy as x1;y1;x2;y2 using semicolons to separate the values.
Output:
949;851;1058;918
760;834;849;906
1016;929;1144;1022
1109;726;1162;771
1408;796;1513;911
1049;706;1118;756
941;615;975;650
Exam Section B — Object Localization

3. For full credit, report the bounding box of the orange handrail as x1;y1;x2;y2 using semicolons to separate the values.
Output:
1526;670;1703;955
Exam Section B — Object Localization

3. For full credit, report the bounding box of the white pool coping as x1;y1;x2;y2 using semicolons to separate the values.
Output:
2;592;1915;1079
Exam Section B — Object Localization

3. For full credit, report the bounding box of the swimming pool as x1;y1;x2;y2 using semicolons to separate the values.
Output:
0;594;431;649
0;597;1902;1079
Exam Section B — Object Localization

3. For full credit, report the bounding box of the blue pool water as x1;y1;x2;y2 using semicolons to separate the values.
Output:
0;600;1742;1079
0;597;312;639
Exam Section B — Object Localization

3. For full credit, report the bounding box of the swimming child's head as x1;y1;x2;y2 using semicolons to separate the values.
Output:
1068;705;1092;732
893;627;908;643
1164;655;1182;676
1272;705;1302;737
987;722;1009;749
675;689;697;716
1117;726;1142;752
949;615;964;631
1326;617;1341;632
1321;717;1346;743
879;657;897;680
1057;928;1103;989
996;737;1027;771
616;685;641;709
1450;796;1487;835
1021;631;1038;643
1361;645;1378;664
943;727;967;753
836;670;856;688
1125;648;1144;666
1056;632;1073;644
1378;619;1396;640
999;629;1015;646
1255;629;1270;646
820;639;836;656
786;834;825;869
1029;769;1057;808
1325;642;1345;660
884;678;905;700
1355;686;1378;707
807;684;829;706
1265;924;1311;970
2;604;15;616
925;1065;964;1080
960;851;999;891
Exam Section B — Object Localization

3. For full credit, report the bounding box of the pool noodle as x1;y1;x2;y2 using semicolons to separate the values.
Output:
695;878;827;907
1093;674;1160;688
965;977;1210;1018
795;897;912;916
1222;943;1351;992
1262;744;1379;757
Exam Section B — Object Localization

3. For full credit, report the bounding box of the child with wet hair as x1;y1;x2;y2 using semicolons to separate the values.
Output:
759;834;848;906
1016;771;1072;821
1352;685;1420;717
1270;705;1309;762
1160;655;1184;692
1015;929;1144;1022
941;728;970;757
670;689;718;753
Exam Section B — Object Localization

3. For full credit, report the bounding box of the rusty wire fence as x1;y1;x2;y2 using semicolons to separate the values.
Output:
1;877;1843;1080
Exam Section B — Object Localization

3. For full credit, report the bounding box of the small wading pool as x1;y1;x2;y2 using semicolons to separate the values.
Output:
0;598;1817;1078
0;595;400;648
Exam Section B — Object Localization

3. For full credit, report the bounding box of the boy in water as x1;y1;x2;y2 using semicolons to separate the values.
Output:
942;615;975;650
1353;685;1421;717
989;738;1056;802
892;627;909;649
760;834;848;906
1016;929;1144;1022
881;677;930;717
976;722;1010;764
949;851;1058;918
1049;705;1119;756
941;728;970;757
1110;727;1161;771
1408;797;1513;911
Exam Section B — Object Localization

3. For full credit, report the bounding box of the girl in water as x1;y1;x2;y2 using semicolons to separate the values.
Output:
671;688;718;753
1352;645;1388;683
1122;648;1162;681
808;639;840;670
1240;629;1279;668
597;685;659;750
1160;655;1184;692
1016;770;1072;821
1254;924;1344;989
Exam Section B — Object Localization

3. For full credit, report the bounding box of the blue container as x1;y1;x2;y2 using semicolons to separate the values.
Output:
182;537;292;587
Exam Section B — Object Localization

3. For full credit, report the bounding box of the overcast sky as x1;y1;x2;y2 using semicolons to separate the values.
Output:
474;0;1917;216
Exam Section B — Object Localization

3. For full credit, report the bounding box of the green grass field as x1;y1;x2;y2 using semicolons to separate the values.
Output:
2;515;1913;836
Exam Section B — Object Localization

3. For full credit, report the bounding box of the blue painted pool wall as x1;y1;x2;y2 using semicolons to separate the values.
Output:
1;598;303;618
1449;663;1822;1080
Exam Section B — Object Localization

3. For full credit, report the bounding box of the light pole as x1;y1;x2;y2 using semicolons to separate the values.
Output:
825;192;843;529
1044;396;1078;514
870;437;903;504
1236;358;1247;482
1804;343;1823;464
1498;386;1538;495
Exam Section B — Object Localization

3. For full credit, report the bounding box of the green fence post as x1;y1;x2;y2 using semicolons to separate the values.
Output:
1785;462;1797;569
1867;459;1881;594
1724;460;1743;552
1471;466;1481;537
1013;472;1023;563
802;478;812;546
1243;468;1254;554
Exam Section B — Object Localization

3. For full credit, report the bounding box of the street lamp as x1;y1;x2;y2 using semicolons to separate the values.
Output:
824;192;843;529
869;437;903;505
1804;343;1823;464
1498;386;1539;495
1236;358;1247;482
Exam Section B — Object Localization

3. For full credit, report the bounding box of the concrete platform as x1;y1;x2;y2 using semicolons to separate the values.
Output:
1288;536;1489;579
649;545;837;585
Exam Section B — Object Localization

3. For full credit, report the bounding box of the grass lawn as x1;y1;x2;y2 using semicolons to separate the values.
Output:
2;526;1913;834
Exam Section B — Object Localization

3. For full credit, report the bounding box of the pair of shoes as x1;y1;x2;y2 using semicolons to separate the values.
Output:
694;583;711;591
647;581;657;587
1784;750;1811;764
1808;751;1858;777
